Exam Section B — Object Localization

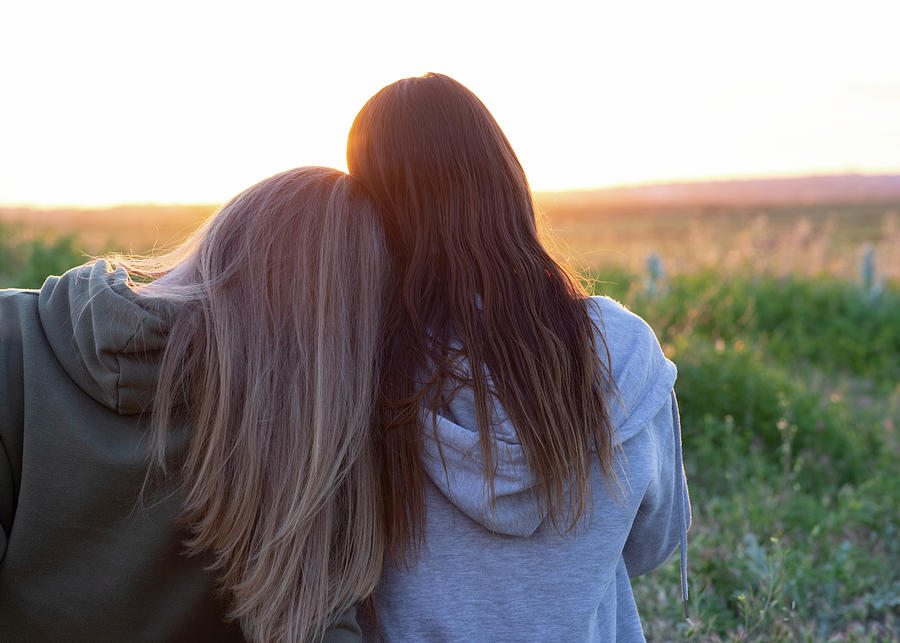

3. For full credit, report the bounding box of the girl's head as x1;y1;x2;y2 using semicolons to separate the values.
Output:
347;72;536;276
347;75;616;558
135;167;387;642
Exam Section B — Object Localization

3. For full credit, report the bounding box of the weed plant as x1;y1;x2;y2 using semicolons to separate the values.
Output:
590;269;900;641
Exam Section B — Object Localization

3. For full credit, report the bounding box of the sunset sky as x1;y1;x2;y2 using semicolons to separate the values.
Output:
2;0;899;205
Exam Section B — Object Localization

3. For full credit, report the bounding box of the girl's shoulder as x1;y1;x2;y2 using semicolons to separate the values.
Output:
585;296;677;442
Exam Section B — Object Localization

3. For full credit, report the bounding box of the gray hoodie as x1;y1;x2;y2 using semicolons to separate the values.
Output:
368;296;690;642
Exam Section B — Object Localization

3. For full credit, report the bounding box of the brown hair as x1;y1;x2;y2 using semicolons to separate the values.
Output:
126;167;387;642
347;73;616;559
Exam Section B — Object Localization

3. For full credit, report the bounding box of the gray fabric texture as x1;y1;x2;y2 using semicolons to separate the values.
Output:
369;296;691;642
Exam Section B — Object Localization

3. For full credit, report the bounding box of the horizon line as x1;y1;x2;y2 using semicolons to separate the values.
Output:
3;169;900;210
533;168;900;196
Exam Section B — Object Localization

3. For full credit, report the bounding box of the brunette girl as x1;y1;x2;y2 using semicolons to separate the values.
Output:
348;74;690;642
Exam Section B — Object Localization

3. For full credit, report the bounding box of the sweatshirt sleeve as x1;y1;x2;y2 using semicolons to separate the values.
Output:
0;430;13;559
622;390;691;580
0;291;29;559
587;296;691;611
0;436;12;558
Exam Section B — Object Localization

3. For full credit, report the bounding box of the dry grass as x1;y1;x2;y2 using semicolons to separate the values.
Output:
0;204;216;255
3;199;898;282
536;198;900;282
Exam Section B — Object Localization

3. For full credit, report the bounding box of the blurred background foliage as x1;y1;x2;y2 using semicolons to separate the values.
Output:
592;266;899;641
2;200;898;641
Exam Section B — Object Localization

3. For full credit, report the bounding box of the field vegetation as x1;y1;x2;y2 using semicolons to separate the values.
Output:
1;198;898;641
598;269;898;641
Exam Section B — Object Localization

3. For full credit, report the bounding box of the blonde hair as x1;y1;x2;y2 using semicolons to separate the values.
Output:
124;167;387;641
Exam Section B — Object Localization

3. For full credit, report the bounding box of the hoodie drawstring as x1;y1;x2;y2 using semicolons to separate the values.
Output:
672;394;690;619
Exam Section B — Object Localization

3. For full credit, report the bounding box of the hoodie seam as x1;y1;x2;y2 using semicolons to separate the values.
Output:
114;318;145;413
614;362;677;443
424;435;529;481
36;283;111;410
430;419;524;448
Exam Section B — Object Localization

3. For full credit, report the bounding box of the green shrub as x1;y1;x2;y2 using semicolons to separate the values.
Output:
676;340;874;491
589;268;899;640
0;222;86;289
596;270;900;385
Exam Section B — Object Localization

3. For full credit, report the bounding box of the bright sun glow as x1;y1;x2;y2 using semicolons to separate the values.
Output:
2;0;899;205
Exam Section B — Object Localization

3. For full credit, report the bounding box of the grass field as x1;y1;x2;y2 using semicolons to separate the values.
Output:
3;198;899;281
1;200;898;641
540;198;900;282
597;270;899;641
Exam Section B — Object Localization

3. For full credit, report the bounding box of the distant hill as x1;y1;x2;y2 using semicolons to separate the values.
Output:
536;174;900;209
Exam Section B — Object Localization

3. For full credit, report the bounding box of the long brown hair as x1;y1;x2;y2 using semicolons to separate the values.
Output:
127;167;387;642
347;73;616;559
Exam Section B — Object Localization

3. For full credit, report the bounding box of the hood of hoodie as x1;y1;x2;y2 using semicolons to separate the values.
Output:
37;261;179;415
421;295;678;538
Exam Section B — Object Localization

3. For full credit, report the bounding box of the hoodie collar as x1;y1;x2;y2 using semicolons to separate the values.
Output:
422;382;545;537
37;260;178;415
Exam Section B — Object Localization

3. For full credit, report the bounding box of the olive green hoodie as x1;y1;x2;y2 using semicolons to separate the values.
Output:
0;262;360;642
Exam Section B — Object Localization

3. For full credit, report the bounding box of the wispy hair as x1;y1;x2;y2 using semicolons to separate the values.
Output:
118;166;387;642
